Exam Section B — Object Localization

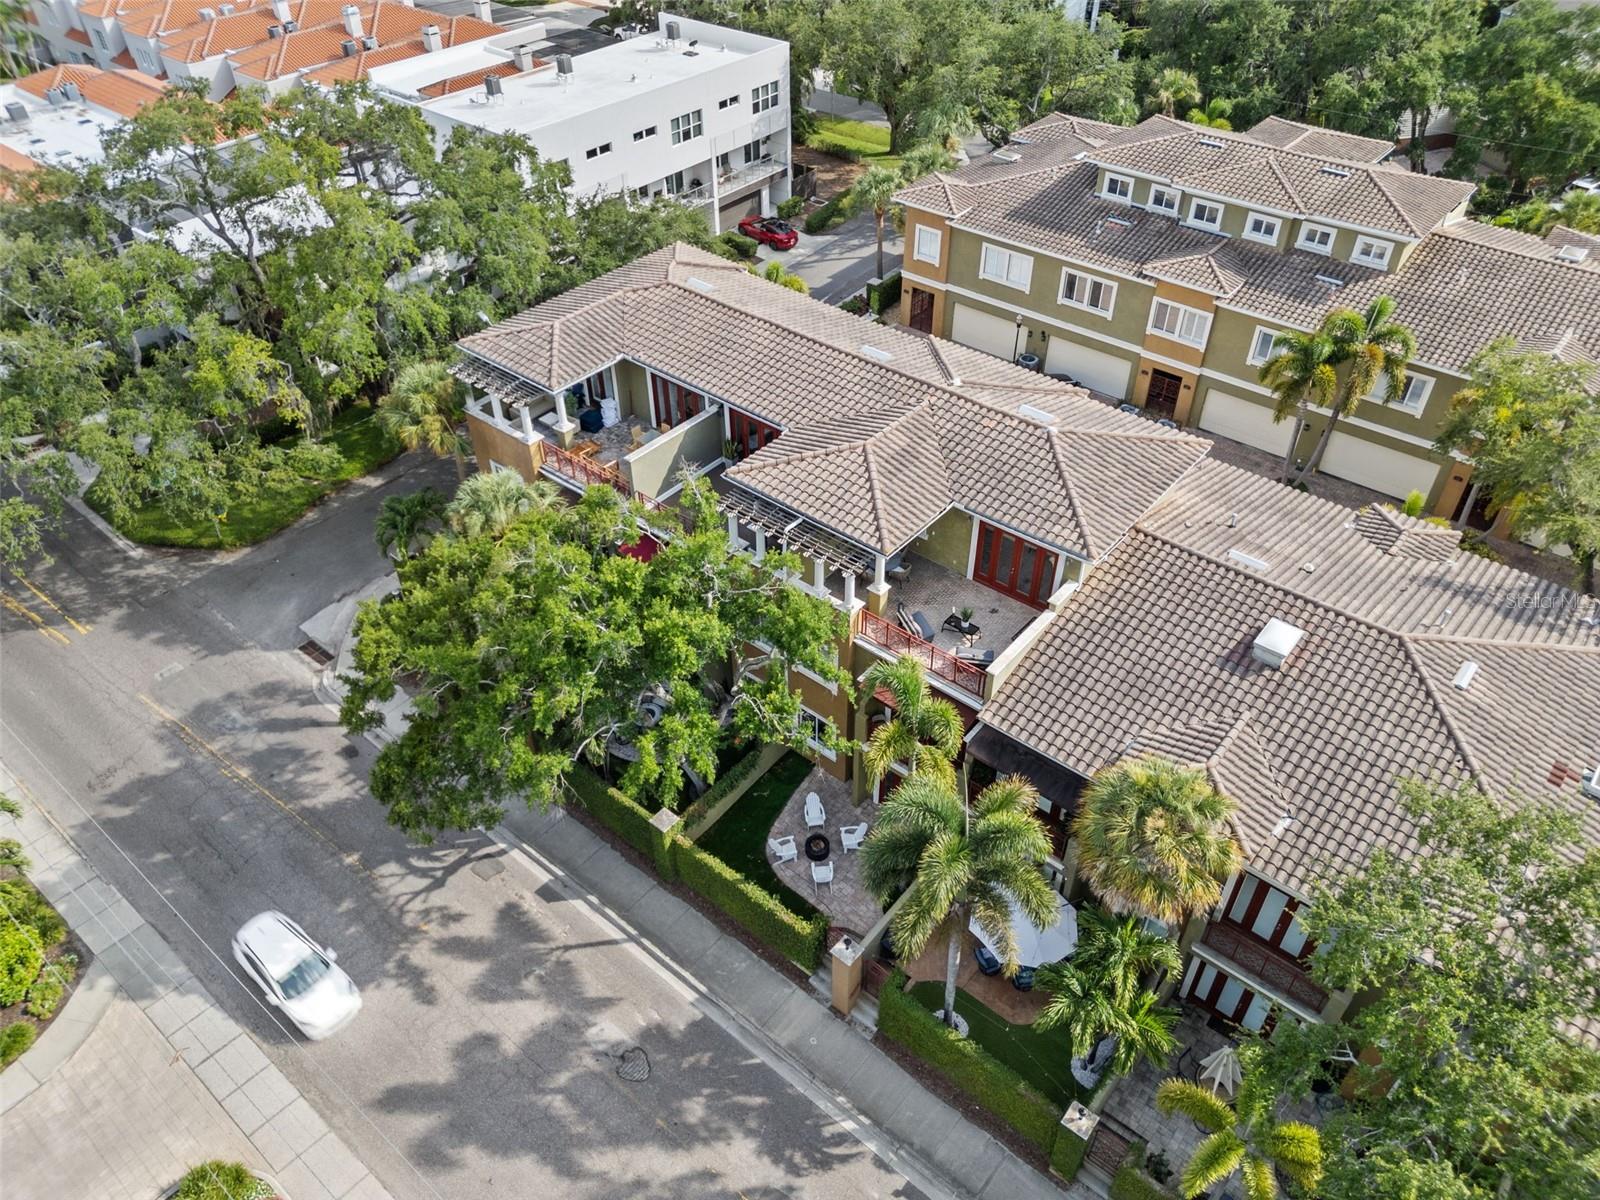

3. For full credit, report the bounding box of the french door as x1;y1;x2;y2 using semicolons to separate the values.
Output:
649;374;705;429
1222;873;1315;959
972;521;1059;608
1186;960;1275;1033
908;287;934;333
727;407;780;459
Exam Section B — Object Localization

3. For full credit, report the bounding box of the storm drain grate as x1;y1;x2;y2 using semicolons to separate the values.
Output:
298;640;334;665
615;1046;650;1082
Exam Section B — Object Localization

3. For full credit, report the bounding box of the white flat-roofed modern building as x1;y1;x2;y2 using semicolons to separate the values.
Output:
366;13;792;234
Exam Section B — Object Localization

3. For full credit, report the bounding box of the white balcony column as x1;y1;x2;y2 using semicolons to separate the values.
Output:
812;556;826;593
517;403;535;440
754;528;766;562
552;388;575;432
867;552;891;615
489;394;505;424
843;570;857;608
726;512;741;548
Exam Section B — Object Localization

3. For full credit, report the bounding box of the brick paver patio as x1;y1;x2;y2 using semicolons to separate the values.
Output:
769;765;883;935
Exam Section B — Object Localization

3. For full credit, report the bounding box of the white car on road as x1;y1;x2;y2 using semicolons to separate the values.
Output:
231;911;362;1040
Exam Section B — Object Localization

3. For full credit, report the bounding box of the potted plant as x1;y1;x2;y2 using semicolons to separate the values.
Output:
164;1161;283;1200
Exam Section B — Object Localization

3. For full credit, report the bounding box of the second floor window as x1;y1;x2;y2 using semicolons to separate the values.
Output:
1247;326;1280;366
633;125;656;141
1060;269;1115;316
1353;236;1393;268
718;94;738;110
1188;198;1223;231
913;225;942;265
1368;370;1432;415
1297;222;1335;255
1149;298;1211;346
584;142;612;160
671;109;703;144
752;80;779;113
1244;212;1280;245
1148;186;1178;214
979;243;1032;291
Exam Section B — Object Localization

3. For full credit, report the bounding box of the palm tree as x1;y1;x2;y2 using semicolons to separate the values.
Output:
1146;68;1201;118
1034;909;1181;1077
1258;321;1346;484
1295;296;1416;484
445;470;559;539
862;773;1057;1027
1073;755;1242;927
1156;1056;1323;1200
845;143;956;283
1185;98;1234;131
859;655;964;791
377;361;468;481
375;487;446;563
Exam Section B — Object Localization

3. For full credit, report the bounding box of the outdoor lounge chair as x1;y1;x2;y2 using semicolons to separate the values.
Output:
897;601;937;641
811;860;834;893
804;792;826;828
840;823;868;852
974;944;1002;976
955;648;996;665
768;835;797;865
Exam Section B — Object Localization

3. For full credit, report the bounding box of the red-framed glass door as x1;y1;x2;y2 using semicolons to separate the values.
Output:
972;521;1059;607
727;407;780;459
649;374;705;429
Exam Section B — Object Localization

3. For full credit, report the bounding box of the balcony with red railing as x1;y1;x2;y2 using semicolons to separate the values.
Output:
541;442;663;511
1200;921;1329;1014
857;607;989;699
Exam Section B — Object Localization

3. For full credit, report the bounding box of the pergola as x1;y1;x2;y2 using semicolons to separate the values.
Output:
718;482;877;578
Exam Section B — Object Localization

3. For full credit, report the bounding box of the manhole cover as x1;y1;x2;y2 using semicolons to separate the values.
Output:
615;1046;650;1082
470;858;505;880
340;745;360;759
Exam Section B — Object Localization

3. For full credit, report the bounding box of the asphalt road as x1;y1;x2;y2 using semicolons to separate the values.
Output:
0;454;928;1200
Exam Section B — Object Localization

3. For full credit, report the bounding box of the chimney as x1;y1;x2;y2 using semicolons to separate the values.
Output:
61;81;83;103
270;0;289;20
341;3;361;38
419;22;441;52
472;0;490;20
511;43;535;71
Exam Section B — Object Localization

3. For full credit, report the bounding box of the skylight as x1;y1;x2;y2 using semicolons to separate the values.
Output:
684;276;716;293
1318;165;1352;178
859;344;893;363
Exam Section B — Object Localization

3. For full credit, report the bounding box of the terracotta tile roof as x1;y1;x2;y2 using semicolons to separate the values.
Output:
12;63;167;117
229;5;499;81
122;0;274;39
161;2;342;62
110;48;138;68
0;143;40;174
458;243;1211;559
417;61;523;97
65;26;94;44
1545;225;1600;253
1128;713;1290;857
981;459;1600;891
1244;116;1396;164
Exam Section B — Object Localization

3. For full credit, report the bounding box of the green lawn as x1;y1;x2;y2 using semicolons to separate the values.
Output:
907;980;1084;1106
694;751;823;922
805;115;902;172
87;403;405;550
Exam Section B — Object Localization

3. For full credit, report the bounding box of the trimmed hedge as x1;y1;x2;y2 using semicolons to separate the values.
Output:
804;196;847;235
805;135;863;162
777;195;805;219
1110;1164;1178;1200
677;745;767;837
717;230;760;259
1051;1127;1090;1180
671;835;830;971
867;270;902;315
567;769;678;880
877;970;1062;1153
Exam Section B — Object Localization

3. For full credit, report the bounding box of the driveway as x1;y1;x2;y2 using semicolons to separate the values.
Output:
759;209;902;306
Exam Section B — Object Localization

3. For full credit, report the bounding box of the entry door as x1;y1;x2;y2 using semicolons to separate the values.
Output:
1187;962;1275;1032
1146;369;1183;417
972;521;1059;607
908;287;934;333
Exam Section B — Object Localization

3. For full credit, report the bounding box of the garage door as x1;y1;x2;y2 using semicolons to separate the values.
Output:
951;303;1022;361
1320;430;1440;499
1198;389;1294;455
1043;338;1133;398
718;193;763;231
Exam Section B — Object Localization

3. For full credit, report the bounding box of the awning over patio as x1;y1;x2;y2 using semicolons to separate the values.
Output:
967;724;1086;814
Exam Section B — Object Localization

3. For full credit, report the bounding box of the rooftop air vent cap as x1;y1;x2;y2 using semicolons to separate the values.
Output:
1251;617;1306;669
1452;660;1480;690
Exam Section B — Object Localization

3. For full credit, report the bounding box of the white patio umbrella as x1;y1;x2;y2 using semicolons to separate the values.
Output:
1199;1044;1243;1096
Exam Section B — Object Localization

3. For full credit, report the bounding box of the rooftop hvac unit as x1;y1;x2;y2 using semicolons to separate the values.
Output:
360;34;377;50
340;38;357;56
61;82;82;103
43;88;62;105
218;2;234;14
5;101;28;124
266;23;281;37
283;19;297;31
665;19;680;40
1251;618;1306;670
556;53;574;75
484;73;503;98
197;6;215;20
511;44;535;71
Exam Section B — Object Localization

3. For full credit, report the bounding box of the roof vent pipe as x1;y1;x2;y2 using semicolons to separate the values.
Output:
556;52;574;76
419;23;441;51
266;23;281;36
472;0;491;20
340;4;361;38
340;38;357;56
1452;660;1480;690
270;0;289;19
61;81;82;102
511;43;535;71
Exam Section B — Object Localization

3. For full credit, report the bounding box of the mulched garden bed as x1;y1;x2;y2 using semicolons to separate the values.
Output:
0;877;94;1068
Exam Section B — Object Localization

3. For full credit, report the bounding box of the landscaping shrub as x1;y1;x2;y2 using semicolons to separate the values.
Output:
671;835;829;970
676;744;766;835
877;970;1062;1152
1051;1127;1090;1180
1110;1164;1178;1200
0;925;43;1008
868;271;902;315
717;230;760;259
0;879;67;949
804;196;845;235
172;1161;275;1200
25;953;77;1020
777;196;805;220
567;769;678;880
805;135;863;162
0;1021;35;1066
0;837;27;872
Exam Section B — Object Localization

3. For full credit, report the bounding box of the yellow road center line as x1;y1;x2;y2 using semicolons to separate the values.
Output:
1;592;71;645
135;693;374;882
12;573;91;635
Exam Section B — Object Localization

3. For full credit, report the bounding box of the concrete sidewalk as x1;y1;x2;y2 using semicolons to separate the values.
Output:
0;769;393;1200
499;803;1093;1200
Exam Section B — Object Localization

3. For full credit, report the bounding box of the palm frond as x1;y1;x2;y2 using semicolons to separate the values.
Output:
1155;1078;1236;1132
1262;1122;1324;1186
1180;1130;1246;1198
1239;1156;1277;1200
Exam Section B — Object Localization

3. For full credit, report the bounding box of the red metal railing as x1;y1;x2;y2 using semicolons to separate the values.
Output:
1201;921;1329;1013
857;608;988;698
541;442;663;511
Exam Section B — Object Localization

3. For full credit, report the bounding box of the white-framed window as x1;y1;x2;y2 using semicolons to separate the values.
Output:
670;109;703;144
1352;236;1393;268
1243;212;1280;245
1246;326;1281;366
1368;370;1433;415
913;224;942;265
584;142;612;160
798;706;837;760
752;79;779;113
92;28;106;48
663;169;687;195
979;242;1033;291
717;94;738;110
1148;298;1212;347
1059;268;1116;316
1148;186;1179;214
1188;198;1224;231
632;125;656;141
1102;172;1133;203
1297;222;1335;255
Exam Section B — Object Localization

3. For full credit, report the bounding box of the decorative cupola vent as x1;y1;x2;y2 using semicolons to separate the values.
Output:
1251;618;1305;669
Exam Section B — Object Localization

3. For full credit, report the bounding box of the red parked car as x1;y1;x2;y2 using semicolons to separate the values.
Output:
738;215;799;250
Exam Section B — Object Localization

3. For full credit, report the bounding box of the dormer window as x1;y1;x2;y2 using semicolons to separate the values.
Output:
1188;198;1223;231
1243;212;1280;246
1148;186;1179;215
1103;173;1133;203
1297;222;1335;256
1352;236;1393;268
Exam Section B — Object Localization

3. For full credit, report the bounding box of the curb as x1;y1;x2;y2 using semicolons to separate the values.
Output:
0;959;117;1113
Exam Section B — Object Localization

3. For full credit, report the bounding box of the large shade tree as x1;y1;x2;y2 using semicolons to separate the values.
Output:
862;772;1056;1027
1072;755;1241;926
342;479;850;838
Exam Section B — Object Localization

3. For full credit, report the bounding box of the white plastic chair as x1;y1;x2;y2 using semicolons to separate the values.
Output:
811;860;834;893
804;792;826;829
768;835;797;865
840;823;869;853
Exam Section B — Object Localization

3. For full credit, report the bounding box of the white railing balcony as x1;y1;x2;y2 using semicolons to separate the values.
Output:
718;155;786;190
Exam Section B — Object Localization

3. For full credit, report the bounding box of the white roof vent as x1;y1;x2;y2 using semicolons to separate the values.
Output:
1198;137;1224;149
991;149;1022;163
1314;274;1347;289
683;276;716;293
1016;403;1059;426
1451;660;1480;690
859;344;893;363
1227;548;1270;573
1319;165;1352;178
1252;617;1306;669
1555;245;1590;264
